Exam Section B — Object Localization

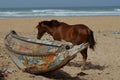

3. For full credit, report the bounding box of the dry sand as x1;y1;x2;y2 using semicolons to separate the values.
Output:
0;16;120;80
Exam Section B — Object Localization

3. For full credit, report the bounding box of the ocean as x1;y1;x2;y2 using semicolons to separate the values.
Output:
0;6;120;18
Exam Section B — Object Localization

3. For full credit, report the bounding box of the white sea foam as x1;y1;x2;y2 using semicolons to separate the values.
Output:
114;8;120;11
0;7;120;18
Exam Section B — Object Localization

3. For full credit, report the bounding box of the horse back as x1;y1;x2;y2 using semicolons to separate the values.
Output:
55;24;89;44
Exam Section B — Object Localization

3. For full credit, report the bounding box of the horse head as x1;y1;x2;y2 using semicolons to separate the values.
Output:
36;20;60;39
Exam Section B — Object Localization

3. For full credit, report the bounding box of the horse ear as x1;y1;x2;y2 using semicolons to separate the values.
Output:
41;21;50;28
36;22;41;28
41;21;51;27
39;22;41;25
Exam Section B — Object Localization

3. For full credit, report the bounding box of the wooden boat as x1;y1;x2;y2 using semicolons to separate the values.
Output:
4;30;88;74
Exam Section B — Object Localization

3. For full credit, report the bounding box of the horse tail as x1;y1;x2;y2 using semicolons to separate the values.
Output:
88;29;96;50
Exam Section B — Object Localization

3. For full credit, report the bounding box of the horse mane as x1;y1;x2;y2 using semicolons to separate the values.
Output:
39;20;67;28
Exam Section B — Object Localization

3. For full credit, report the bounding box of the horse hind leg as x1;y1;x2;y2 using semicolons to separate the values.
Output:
80;48;88;70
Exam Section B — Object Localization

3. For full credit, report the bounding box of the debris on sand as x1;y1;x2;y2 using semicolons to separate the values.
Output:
0;68;14;80
0;69;7;80
112;32;120;34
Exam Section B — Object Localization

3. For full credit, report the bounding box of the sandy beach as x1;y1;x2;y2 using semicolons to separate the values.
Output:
0;16;120;80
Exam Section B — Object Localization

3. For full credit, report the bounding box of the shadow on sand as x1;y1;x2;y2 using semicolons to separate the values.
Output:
67;62;107;70
35;62;107;80
40;70;86;80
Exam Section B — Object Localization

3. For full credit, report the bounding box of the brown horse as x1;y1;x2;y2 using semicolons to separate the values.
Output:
36;20;96;70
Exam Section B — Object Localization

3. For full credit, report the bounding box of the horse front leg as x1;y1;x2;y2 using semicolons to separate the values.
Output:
80;48;88;70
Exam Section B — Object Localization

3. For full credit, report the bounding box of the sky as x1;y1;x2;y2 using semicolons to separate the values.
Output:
0;0;120;8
